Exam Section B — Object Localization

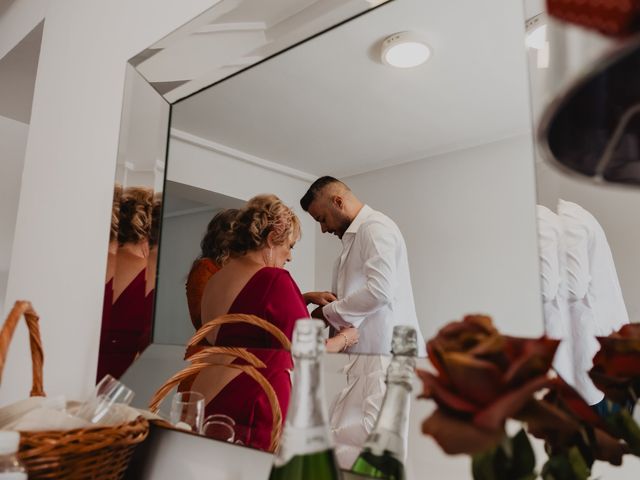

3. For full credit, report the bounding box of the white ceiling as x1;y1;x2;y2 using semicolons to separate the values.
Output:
135;0;382;102
171;0;534;178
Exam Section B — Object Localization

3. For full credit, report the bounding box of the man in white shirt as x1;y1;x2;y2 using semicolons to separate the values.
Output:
300;176;426;356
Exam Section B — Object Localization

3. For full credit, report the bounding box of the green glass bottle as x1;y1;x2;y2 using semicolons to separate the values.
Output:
269;319;340;480
351;325;417;480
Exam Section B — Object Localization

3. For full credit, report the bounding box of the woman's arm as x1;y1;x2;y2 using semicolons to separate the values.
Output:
325;327;359;353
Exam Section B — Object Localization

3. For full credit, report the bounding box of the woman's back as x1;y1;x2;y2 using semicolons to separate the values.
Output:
201;261;308;347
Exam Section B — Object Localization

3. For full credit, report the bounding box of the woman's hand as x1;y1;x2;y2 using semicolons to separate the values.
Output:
303;291;337;306
325;327;359;353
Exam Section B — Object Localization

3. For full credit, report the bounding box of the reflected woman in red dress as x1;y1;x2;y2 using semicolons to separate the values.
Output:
97;186;154;381
185;208;239;331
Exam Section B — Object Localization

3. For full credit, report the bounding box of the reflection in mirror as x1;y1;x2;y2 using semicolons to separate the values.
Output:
154;182;245;345
166;0;542;358
112;0;543;465
132;0;393;102
526;7;640;477
97;65;169;380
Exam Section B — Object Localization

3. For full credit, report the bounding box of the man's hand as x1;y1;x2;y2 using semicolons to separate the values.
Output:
311;305;327;321
303;291;337;306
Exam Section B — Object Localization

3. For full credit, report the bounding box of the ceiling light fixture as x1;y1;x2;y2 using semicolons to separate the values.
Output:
381;32;431;68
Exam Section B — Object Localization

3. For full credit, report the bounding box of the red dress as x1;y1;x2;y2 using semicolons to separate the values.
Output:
97;269;153;381
185;258;220;329
203;267;309;450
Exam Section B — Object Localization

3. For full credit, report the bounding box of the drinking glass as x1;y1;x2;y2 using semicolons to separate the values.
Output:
169;391;205;433
76;374;135;424
202;418;235;442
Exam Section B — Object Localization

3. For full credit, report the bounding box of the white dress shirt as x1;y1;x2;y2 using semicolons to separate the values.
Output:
537;205;575;386
558;199;629;405
322;205;427;356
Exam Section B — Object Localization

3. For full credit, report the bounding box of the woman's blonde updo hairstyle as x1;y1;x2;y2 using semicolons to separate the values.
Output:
117;186;153;245
227;194;300;257
110;184;123;243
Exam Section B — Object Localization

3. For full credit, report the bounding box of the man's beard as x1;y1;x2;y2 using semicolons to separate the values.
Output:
336;216;352;239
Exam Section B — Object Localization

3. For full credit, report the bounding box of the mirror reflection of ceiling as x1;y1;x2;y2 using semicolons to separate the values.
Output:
171;0;532;177
133;0;388;102
163;181;245;216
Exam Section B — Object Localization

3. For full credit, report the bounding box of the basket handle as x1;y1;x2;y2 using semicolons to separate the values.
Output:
186;313;291;357
148;346;283;452
0;301;45;397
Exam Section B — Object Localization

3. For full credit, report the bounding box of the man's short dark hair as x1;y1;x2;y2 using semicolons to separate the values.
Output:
300;176;343;211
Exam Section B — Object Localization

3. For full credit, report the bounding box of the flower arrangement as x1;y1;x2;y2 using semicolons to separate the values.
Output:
418;315;635;480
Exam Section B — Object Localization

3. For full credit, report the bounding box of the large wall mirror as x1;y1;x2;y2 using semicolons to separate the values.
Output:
99;0;549;476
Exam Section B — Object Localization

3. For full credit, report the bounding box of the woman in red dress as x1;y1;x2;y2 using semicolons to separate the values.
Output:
185;208;239;331
190;194;357;450
97;186;154;381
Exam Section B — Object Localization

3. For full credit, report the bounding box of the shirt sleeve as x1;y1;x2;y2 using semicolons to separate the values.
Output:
560;209;591;302
323;222;398;329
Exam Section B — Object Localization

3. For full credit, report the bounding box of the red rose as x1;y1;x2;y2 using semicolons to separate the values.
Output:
418;315;558;454
589;323;640;405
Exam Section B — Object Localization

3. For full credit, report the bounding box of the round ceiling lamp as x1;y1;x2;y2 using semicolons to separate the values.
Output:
381;32;431;68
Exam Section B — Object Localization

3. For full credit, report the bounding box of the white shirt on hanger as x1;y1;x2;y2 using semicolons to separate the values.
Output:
558;199;629;405
322;205;426;356
537;205;574;386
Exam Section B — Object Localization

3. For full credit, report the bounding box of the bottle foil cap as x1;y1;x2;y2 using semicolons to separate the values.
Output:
292;319;326;358
391;325;418;356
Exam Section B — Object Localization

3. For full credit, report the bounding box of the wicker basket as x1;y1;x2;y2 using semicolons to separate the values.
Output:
0;301;149;479
148;313;291;452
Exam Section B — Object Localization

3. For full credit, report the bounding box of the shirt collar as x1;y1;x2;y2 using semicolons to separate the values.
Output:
343;204;373;237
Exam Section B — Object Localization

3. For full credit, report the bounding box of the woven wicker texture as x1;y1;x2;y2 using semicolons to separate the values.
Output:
149;314;291;452
1;301;149;479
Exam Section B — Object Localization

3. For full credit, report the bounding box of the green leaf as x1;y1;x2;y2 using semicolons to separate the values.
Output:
567;446;591;479
605;410;640;455
472;430;536;480
541;449;591;480
511;428;536;477
472;448;498;480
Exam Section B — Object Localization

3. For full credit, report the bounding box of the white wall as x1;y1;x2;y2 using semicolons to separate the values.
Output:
155;209;217;345
165;134;316;293
316;134;543;341
1;0;221;406
0;115;29;316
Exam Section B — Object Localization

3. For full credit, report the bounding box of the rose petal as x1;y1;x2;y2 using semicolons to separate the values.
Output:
595;351;640;378
441;351;504;405
617;324;640;340
417;369;479;414
589;370;633;404
518;399;583;446
502;337;559;387
549;377;607;428
466;334;506;357
593;429;628;466
474;375;550;431
422;409;505;455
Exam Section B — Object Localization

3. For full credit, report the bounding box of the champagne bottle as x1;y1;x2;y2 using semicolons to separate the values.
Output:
269;319;340;480
350;325;417;480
